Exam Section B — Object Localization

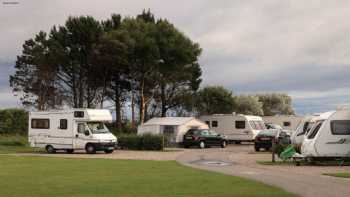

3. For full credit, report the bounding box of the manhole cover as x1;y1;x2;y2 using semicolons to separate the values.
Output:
192;159;232;166
204;161;231;166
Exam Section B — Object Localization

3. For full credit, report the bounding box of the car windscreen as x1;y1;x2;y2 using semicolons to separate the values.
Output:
87;122;110;134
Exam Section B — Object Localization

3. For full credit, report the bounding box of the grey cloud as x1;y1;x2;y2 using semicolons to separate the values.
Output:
1;0;350;114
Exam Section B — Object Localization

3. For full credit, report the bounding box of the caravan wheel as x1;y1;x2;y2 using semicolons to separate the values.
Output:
46;145;56;154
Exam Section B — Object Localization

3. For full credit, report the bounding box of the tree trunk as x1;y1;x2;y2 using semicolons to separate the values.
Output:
139;80;145;123
115;87;122;130
160;83;167;117
131;92;136;129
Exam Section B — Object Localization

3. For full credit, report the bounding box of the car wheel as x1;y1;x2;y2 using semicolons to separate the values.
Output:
85;144;96;154
184;145;189;148
221;141;227;148
66;149;74;154
46;145;56;154
255;147;260;152
199;141;206;149
104;149;114;154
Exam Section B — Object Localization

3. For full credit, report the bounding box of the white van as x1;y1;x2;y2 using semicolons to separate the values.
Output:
199;113;266;143
28;109;117;154
301;107;350;159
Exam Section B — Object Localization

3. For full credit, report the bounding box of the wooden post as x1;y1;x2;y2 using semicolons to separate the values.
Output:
272;138;276;163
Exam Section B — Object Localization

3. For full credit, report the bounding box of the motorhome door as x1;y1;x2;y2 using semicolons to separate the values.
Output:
74;122;92;149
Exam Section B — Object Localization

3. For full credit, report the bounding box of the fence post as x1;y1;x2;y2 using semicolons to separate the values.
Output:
272;138;276;163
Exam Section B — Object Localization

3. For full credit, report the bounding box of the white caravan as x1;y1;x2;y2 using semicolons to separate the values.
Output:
28;109;117;154
263;115;303;131
137;117;208;143
291;114;319;150
301;108;350;159
200;113;266;142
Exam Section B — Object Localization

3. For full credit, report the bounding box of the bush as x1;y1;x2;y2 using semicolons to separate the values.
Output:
118;134;164;151
0;109;28;135
0;135;28;147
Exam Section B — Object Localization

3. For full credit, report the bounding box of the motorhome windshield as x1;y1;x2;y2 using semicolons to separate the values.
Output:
87;122;110;134
249;121;266;130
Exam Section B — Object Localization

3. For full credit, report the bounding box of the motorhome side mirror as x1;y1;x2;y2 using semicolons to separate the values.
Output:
84;130;90;136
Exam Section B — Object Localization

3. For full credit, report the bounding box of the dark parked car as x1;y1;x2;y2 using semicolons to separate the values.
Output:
254;129;290;151
183;129;227;149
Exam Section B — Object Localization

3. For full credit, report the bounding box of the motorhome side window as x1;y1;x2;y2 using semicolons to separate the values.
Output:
74;111;84;118
307;121;324;139
330;120;350;135
212;121;218;127
59;119;68;130
31;119;50;129
235;121;245;129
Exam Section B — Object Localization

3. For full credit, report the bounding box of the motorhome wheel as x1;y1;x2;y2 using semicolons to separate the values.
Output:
85;144;96;154
46;145;56;154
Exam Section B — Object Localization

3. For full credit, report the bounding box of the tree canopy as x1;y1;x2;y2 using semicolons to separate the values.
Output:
10;10;203;128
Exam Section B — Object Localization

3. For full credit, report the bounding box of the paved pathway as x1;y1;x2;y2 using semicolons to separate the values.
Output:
176;145;350;197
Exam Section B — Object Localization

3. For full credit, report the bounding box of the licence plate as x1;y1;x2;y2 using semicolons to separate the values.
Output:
260;138;271;141
107;147;114;150
186;136;192;139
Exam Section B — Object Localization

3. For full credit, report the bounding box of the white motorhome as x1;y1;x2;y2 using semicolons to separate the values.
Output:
199;113;266;142
301;107;350;159
28;109;117;154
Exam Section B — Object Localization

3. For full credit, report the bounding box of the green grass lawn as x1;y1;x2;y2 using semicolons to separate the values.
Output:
0;135;42;153
0;156;298;197
323;172;350;178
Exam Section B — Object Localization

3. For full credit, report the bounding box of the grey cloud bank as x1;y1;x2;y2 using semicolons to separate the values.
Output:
1;0;350;114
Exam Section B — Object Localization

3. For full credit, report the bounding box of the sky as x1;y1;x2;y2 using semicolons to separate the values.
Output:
1;0;350;115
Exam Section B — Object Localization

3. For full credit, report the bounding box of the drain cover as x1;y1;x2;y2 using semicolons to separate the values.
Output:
192;160;232;166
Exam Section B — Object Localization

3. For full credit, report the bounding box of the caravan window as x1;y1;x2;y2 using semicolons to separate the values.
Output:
235;121;245;129
307;121;324;139
59;119;68;130
283;122;291;127
331;120;350;135
212;121;218;127
31;119;50;129
249;121;266;130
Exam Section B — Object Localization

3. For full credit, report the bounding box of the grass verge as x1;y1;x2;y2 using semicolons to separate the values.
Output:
257;160;295;166
0;155;298;197
323;173;350;178
0;135;42;153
